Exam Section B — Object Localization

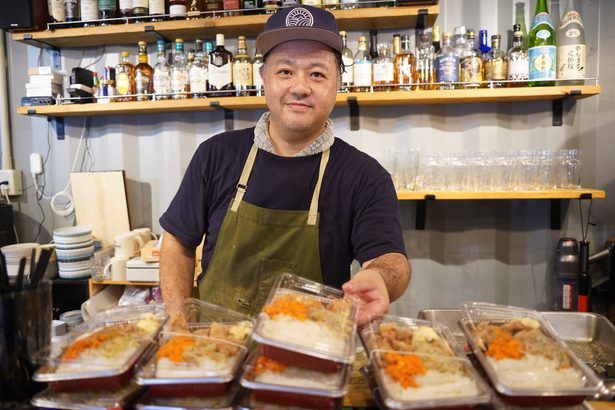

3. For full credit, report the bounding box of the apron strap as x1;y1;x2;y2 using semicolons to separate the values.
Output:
231;144;259;213
307;149;330;226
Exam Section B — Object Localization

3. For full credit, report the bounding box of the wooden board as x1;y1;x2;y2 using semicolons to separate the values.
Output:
396;188;606;200
70;171;131;247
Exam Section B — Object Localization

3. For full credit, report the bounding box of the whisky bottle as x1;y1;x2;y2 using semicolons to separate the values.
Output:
353;35;372;93
134;41;153;101
460;30;483;89
434;32;459;90
187;0;203;18
153;40;172;100
133;0;149;20
233;36;253;96
190;40;208;98
339;31;354;93
48;0;66;23
415;33;435;90
556;0;585;84
394;34;415;91
64;0;80;22
484;34;507;88
186;49;195;94
373;42;394;92
80;0;99;26
507;30;529;86
432;25;441;54
253;49;264;96
242;0;260;15
149;0;166;20
528;0;556;86
169;0;188;19
119;0;133;18
208;34;234;97
171;39;189;99
98;0;116;21
223;0;241;17
115;51;135;101
205;0;224;17
263;0;281;13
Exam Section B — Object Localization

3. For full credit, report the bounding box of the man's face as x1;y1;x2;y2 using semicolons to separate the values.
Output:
261;40;339;144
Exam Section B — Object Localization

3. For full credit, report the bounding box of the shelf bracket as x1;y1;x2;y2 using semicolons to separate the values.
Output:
552;89;582;126
209;101;234;132
416;194;436;230
550;199;561;230
144;25;171;42
347;96;360;131
19;34;59;51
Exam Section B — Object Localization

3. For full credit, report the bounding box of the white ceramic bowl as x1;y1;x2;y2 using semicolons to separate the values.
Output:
53;226;92;238
58;259;92;271
54;240;94;250
55;245;95;260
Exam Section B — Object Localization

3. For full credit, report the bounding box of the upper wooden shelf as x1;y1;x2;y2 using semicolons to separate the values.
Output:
18;85;601;118
396;188;606;200
12;4;439;49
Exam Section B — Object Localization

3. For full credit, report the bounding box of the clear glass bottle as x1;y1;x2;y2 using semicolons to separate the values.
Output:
98;0;116;22
478;29;490;55
169;0;188;19
353;35;372;92
528;0;556;86
460;30;483;89
115;51;134;101
64;0;80;23
394;34;415;91
415;33;435;90
507;30;529;86
557;0;585;84
373;42;394;92
119;0;133;18
153;40;172;100
484;34;507;88
190;40;208;98
453;25;467;58
80;0;98;26
432;25;441;54
171;39;188;99
253;48;264;96
134;41;153;101
339;31;354;93
234;36;253;97
208;34;234;97
434;32;459;90
149;0;166;20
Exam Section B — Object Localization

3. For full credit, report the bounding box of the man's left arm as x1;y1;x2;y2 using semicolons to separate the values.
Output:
342;252;411;325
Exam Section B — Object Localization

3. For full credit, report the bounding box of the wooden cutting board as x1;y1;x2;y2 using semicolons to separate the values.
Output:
70;171;131;247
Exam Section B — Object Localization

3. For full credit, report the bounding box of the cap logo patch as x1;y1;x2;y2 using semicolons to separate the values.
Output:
285;8;314;27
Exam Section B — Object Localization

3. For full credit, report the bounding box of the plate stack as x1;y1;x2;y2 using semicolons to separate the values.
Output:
0;243;39;278
53;226;94;279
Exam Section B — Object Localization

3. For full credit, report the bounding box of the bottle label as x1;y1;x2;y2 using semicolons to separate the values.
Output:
135;72;151;95
224;0;240;10
531;11;554;30
460;56;483;84
189;66;207;93
149;0;165;13
560;11;583;29
153;71;171;94
398;62;413;84
529;45;556;80
557;44;586;80
233;62;253;87
373;62;394;83
353;62;372;87
133;0;148;8
119;0;133;9
209;64;232;89
253;62;264;88
50;0;66;21
98;0;116;11
341;55;353;85
81;0;98;20
508;55;529;81
435;55;459;83
64;0;79;18
486;60;507;81
536;29;551;40
171;71;187;93
116;72;131;95
170;4;187;15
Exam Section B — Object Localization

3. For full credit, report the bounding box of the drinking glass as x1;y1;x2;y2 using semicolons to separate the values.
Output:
559;149;583;189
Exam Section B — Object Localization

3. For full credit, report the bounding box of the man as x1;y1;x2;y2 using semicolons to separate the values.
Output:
159;5;410;324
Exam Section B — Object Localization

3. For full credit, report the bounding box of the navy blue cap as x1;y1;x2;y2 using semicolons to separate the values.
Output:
256;6;343;56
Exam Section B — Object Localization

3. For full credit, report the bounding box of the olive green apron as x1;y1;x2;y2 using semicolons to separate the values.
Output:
199;144;330;316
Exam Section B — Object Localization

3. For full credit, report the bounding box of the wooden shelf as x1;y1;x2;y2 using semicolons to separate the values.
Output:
12;5;438;49
18;85;601;118
396;188;606;201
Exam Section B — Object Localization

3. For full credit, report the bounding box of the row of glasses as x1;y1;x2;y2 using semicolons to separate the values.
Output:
376;149;582;191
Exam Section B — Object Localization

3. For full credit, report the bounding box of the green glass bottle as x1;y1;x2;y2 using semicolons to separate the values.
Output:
528;0;556;86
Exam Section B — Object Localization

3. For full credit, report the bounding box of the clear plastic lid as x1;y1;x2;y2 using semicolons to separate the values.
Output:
33;305;167;383
252;274;357;364
460;302;604;398
31;383;143;410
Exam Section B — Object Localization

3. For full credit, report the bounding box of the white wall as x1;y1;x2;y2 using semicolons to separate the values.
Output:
2;0;613;317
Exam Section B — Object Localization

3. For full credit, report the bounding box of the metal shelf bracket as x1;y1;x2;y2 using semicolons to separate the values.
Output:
552;89;582;126
347;96;360;131
415;194;436;230
209;101;235;132
550;192;593;230
20;34;59;51
144;26;170;42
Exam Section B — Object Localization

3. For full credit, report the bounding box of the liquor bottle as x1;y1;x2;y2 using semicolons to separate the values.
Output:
205;0;223;16
341;0;356;10
134;41;153;101
98;0;117;21
263;0;281;13
515;1;529;50
223;0;240;16
415;33;434;90
478;29;490;54
115;51;135;101
153;40;172;100
171;39;188;99
233;36;253;97
353;35;372;92
369;30;378;60
119;0;133;18
432;25;441;54
243;0;260;14
48;0;66;23
507;30;529;86
64;0;80;22
208;34;234;97
453;25;467;58
301;0;322;7
394;34;415;91
434;32;459;90
373;42;394;92
186;0;202;18
460;30;483;89
253;49;264;96
484;34;507;88
170;0;187;19
133;0;149;20
80;0;99;25
528;0;556;86
557;0;585;84
339;31;354;93
322;0;337;10
189;40;208;98
186;49;195;93
149;0;166;20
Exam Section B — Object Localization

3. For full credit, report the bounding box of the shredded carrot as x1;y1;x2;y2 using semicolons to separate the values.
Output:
383;352;426;388
262;294;309;321
486;330;526;360
254;356;288;376
61;327;124;361
156;335;196;363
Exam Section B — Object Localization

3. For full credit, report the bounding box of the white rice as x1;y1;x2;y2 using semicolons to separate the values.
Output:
156;356;234;378
261;314;346;356
56;348;134;373
255;367;341;390
488;354;584;389
382;370;479;402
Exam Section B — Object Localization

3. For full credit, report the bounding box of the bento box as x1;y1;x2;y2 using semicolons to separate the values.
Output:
33;305;167;392
30;383;144;410
359;315;491;409
252;274;357;373
239;346;351;409
136;299;253;398
459;302;604;406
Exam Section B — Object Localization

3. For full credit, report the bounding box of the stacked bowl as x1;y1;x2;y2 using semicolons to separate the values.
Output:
53;226;94;279
0;242;39;278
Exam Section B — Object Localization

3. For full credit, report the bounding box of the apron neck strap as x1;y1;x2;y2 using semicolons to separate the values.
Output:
307;148;330;226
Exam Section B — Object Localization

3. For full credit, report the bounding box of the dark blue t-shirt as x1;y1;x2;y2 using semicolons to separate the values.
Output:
159;127;406;289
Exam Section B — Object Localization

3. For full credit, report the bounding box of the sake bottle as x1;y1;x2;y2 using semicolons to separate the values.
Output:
528;0;556;86
557;0;586;84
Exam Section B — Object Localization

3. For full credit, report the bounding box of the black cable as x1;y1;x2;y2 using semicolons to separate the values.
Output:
578;198;593;242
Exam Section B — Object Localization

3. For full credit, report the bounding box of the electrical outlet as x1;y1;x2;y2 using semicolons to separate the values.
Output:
0;170;23;196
